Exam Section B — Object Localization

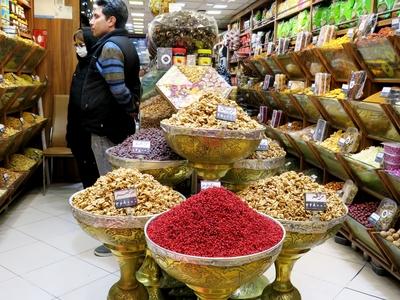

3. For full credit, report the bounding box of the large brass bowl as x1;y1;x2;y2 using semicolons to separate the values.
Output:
222;156;286;191
161;121;265;180
145;213;285;300
261;208;348;300
70;191;184;300
106;148;192;186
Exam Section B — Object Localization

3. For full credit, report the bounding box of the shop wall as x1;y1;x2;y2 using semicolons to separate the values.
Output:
33;0;80;125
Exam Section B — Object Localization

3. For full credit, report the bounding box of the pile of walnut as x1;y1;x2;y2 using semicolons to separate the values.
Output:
380;229;400;248
163;92;263;130
71;168;183;216
238;171;347;222
248;138;286;160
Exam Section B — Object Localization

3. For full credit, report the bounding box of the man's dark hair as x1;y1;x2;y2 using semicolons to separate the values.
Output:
95;0;128;29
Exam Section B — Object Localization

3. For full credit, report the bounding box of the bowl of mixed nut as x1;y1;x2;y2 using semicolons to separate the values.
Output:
161;92;265;179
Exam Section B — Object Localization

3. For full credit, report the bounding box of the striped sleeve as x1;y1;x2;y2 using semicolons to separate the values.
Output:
96;41;134;112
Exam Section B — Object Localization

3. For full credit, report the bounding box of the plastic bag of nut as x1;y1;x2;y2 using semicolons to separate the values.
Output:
149;0;175;16
148;11;218;53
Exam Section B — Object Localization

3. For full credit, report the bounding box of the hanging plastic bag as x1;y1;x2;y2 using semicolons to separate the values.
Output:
149;0;176;16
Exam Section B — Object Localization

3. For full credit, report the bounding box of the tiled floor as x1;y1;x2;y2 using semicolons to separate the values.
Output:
0;184;399;300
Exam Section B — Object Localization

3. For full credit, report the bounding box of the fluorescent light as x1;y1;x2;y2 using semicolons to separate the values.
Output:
206;3;213;6
133;20;144;24
206;10;221;15
131;12;144;17
134;24;144;28
213;4;227;8
132;17;144;21
129;1;144;5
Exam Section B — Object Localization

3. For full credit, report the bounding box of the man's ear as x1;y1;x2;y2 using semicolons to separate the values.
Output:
107;15;117;28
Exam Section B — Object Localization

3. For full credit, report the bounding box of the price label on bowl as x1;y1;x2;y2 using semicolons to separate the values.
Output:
132;140;151;155
368;212;381;225
375;152;384;164
257;139;269;151
114;189;138;209
304;192;327;211
200;180;221;190
313;119;328;142
216;105;237;122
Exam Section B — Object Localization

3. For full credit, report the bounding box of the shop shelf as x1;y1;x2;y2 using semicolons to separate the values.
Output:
0;131;20;161
0;35;18;67
356;37;400;82
316;97;355;129
372;232;400;272
274;54;305;80
8;130;24;154
292;138;321;167
274;130;294;152
264;57;283;74
258;90;282;110
295;49;327;79
239;88;261;107
350;101;399;142
345;216;385;259
20;83;47;111
7;86;35;112
5;40;34;72
383;171;400;202
275;93;302;119
265;126;283;145
293;94;321;123
316;47;359;82
343;156;389;197
314;144;348;180
251;56;271;77
21;46;46;73
0;86;20;115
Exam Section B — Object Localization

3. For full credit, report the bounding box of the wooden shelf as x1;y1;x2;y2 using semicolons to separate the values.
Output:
19;32;32;39
17;0;31;9
252;19;275;32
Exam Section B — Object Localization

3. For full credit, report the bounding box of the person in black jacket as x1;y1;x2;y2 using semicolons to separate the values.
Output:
83;0;141;256
66;28;99;189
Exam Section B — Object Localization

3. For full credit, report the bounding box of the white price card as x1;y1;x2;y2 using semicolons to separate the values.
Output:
304;192;327;211
132;140;151;155
257;139;269;151
216;105;237;122
368;212;381;225
375;152;384;164
381;87;392;97
392;18;400;30
200;180;221;190
0;124;5;133
342;84;349;93
313;119;328;142
114;189;138;209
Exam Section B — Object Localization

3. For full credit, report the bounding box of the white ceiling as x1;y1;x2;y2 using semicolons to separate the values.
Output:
124;0;255;34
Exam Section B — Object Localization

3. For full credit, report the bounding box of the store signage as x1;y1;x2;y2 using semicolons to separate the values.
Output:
114;189;138;209
132;140;151;155
257;139;269;151
216;105;237;122
375;152;384;164
271;110;282;128
304;192;327;211
313;119;328;142
200;180;221;190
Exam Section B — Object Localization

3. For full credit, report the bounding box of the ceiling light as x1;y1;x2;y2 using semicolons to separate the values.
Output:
206;10;221;15
131;12;144;17
129;1;143;5
206;3;213;6
134;24;144;28
213;4;227;8
132;20;144;23
132;17;144;21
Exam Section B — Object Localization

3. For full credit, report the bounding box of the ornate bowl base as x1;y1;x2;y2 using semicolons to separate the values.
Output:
190;162;232;180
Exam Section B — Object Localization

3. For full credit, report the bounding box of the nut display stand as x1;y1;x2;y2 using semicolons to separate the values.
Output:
145;213;285;300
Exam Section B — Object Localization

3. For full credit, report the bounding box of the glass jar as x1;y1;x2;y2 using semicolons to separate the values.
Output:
197;49;212;66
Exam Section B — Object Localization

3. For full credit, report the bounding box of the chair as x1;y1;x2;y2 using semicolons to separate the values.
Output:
42;95;73;194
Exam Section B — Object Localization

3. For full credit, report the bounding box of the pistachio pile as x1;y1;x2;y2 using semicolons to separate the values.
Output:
163;93;263;130
239;171;347;222
140;95;174;129
248;138;286;160
72;168;183;217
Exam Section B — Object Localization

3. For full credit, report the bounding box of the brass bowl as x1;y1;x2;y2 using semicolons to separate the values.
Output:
161;121;265;180
261;208;348;300
70;191;185;300
222;156;285;191
145;213;285;300
106;148;192;186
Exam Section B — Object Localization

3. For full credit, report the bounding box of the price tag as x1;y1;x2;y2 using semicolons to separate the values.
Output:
0;75;3;83
216;105;237;122
200;180;221;190
392;18;400;30
257;139;269;151
347;28;355;39
368;212;381;225
310;175;318;182
288;81;293;89
287;122;293;129
313;119;328;142
0;124;5;134
311;83;315;93
349;80;355;89
258;106;268;124
304;192;327;211
132;140;151;155
342;84;349;94
114;189;138;209
381;87;392;97
375;152;384;164
271;110;282;128
312;36;318;45
263;75;272;90
3;173;10;182
19;117;24;124
340;179;358;205
267;42;275;55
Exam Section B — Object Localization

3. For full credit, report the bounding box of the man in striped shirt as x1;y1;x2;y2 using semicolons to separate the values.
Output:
81;0;141;256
